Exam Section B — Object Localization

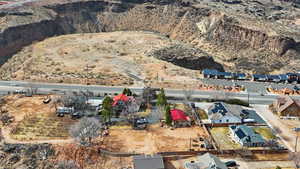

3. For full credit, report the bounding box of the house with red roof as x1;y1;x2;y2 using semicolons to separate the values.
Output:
170;109;191;127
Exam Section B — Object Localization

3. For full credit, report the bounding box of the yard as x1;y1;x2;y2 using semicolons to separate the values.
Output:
210;127;242;150
103;124;208;153
10;112;76;141
253;127;276;140
1;94;77;141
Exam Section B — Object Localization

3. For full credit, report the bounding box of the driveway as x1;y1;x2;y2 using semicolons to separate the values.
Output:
253;105;299;152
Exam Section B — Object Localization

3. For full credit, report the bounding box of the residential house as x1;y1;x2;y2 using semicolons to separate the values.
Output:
272;96;300;117
184;153;228;169
202;69;219;78
133;155;165;169
267;75;281;83
170;109;191;127
229;125;265;147
217;72;234;79
207;102;253;124
252;74;268;82
234;73;247;80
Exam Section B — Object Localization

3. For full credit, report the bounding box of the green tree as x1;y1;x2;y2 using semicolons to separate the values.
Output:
102;96;113;111
165;104;172;126
122;88;132;96
101;109;111;123
275;166;281;169
156;88;167;107
101;96;113;122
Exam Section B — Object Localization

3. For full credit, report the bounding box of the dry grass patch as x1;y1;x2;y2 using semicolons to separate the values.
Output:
10;112;76;141
103;124;207;153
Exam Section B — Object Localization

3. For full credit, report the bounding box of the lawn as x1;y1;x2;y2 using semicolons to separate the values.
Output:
197;108;208;119
253;127;276;140
11;112;77;141
210;127;242;150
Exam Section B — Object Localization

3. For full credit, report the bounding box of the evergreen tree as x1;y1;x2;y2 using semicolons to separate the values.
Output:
165;104;172;126
122;88;133;96
101;109;111;123
101;96;113;122
122;88;128;95
156;88;167;107
102;96;113;111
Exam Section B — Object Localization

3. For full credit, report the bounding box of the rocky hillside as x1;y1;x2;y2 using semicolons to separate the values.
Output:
0;0;299;74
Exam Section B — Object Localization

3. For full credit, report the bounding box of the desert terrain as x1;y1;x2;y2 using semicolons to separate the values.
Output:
0;31;206;88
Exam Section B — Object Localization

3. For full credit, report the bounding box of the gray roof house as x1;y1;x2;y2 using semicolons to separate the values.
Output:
133;155;165;169
207;102;246;124
229;125;265;147
184;153;228;169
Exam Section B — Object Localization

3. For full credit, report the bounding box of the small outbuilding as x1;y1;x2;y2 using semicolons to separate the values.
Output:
133;155;165;169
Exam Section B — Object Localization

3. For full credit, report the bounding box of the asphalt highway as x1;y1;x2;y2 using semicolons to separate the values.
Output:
1;80;300;105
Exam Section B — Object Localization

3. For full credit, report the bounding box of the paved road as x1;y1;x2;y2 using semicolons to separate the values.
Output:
1;80;300;105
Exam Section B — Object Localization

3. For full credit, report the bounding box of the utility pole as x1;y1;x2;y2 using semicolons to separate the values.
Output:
84;64;91;85
293;127;300;152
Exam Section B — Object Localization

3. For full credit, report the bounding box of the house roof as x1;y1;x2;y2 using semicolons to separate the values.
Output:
198;153;228;169
133;155;164;169
86;98;103;107
276;96;300;113
207;102;244;121
230;125;265;144
279;74;288;80
252;74;267;79
170;109;188;121
203;69;218;75
184;153;228;169
113;94;129;106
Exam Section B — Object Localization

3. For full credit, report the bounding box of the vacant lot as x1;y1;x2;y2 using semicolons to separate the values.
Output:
0;31;201;88
2;95;77;141
210;127;242;150
103;124;207;153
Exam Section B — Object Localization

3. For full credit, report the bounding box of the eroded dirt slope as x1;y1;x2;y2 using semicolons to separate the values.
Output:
0;31;219;87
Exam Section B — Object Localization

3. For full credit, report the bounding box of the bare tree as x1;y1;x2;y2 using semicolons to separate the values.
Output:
56;160;79;169
289;152;300;168
69;117;103;146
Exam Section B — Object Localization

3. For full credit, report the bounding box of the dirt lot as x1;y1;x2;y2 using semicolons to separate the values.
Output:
1;95;77;141
103;124;207;154
0;31;201;88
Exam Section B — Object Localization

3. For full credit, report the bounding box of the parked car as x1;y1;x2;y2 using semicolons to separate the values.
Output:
225;161;237;167
71;112;83;119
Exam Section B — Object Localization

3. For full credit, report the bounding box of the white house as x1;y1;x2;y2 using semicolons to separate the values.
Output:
207;102;243;124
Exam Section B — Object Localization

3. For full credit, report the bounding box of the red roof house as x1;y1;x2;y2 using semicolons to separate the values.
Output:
113;94;129;106
170;109;189;121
